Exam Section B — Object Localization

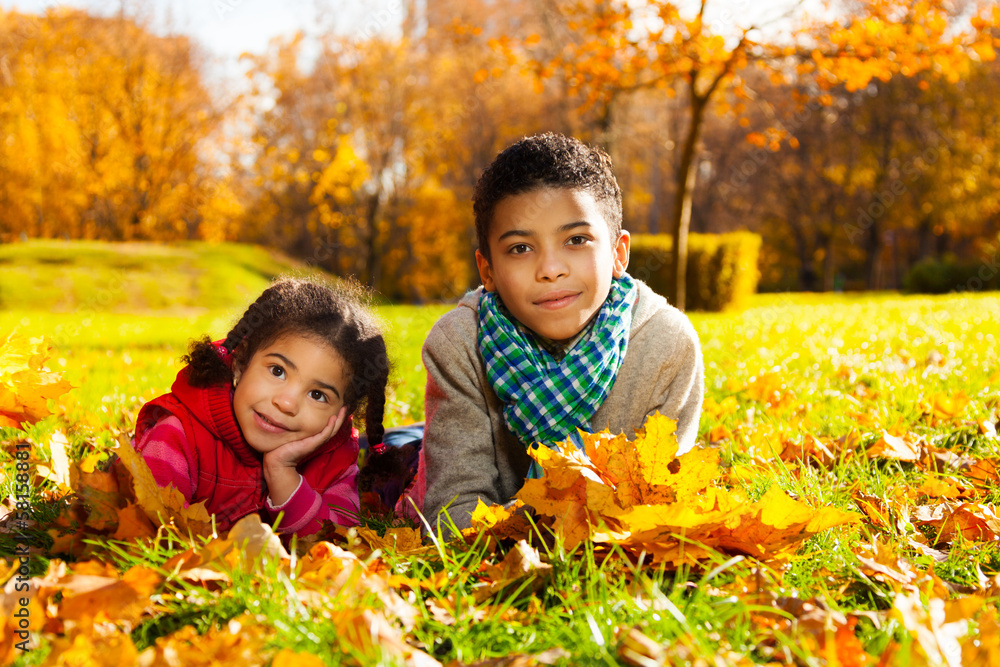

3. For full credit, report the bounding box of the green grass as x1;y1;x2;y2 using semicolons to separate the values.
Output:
0;239;333;313
1;241;999;665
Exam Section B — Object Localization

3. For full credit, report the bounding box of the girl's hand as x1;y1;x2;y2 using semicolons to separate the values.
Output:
263;406;348;470
263;406;348;508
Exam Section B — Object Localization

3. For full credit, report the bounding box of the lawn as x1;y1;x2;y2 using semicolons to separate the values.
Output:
1;242;999;666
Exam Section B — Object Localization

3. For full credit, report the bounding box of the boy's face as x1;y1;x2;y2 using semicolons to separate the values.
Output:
476;187;629;342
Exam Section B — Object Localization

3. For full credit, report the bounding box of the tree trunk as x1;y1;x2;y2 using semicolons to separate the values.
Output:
917;215;935;261
364;193;382;289
820;234;836;292
648;153;661;235
865;221;883;290
670;95;708;311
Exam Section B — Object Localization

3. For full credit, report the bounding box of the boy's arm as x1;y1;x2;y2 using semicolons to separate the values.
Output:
419;318;503;535
649;313;704;455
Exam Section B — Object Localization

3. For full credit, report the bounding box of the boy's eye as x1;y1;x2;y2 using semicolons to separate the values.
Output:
508;243;531;255
269;365;285;379
567;235;590;246
309;389;328;403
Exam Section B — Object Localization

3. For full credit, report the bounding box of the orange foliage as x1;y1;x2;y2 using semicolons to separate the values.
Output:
0;9;230;242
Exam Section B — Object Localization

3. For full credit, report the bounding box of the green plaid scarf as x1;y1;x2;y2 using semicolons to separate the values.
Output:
478;275;637;478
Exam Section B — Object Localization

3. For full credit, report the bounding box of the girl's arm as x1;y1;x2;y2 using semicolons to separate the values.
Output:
265;463;360;534
134;414;197;501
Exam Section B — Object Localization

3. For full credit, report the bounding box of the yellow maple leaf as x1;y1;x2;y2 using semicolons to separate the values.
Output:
468;498;533;542
355;526;427;555
0;331;73;427
112;432;213;536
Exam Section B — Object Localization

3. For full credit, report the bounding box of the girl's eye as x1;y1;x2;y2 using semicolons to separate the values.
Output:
309;389;328;403
508;243;531;255
269;365;285;379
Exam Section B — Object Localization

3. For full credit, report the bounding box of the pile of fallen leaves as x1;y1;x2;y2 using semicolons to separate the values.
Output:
495;414;861;565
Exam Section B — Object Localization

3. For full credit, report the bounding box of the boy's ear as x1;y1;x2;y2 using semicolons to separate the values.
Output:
475;249;496;292
613;230;631;278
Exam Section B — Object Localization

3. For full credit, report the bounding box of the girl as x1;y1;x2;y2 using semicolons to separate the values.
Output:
134;278;390;535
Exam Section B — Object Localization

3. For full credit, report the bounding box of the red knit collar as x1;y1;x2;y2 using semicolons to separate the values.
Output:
169;367;261;467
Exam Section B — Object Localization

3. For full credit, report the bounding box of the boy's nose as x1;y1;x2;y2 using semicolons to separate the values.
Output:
536;250;568;281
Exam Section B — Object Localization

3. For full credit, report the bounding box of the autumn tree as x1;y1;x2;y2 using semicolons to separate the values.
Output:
494;0;998;307
0;9;230;242
239;3;554;300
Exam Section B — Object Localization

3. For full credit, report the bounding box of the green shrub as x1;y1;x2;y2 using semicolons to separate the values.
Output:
629;232;762;311
905;255;1000;294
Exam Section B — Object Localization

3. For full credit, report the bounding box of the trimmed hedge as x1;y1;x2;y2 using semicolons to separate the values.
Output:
905;255;1000;294
629;232;762;311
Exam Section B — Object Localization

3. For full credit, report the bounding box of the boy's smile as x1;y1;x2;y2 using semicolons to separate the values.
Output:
232;333;349;454
476;187;630;342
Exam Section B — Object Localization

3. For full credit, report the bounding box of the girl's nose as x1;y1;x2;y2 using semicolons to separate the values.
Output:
273;391;298;414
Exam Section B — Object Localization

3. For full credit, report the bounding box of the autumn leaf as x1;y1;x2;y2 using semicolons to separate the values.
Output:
867;431;924;462
920;391;971;426
913;476;972;501
51;561;162;625
68;464;122;533
43;629;141;667
36;431;71;491
890;591;983;667
110;503;157;541
0;332;73;427
473;540;552;603
271;650;327;667
912;502;1000;545
468;499;533;542
354;526;428;555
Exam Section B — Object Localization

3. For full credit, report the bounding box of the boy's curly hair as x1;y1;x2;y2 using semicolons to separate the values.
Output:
472;132;623;261
182;278;391;446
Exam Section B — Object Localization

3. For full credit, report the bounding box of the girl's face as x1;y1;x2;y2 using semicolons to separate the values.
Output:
232;332;350;454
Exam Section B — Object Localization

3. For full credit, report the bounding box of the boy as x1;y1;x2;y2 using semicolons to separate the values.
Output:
413;133;704;532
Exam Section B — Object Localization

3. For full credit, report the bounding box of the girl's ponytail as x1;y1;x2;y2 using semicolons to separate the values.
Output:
365;384;387;448
182;336;231;387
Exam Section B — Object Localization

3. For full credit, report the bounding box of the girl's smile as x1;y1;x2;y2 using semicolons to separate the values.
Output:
232;333;349;453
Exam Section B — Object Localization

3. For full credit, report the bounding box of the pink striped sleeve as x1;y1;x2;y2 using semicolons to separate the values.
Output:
267;464;360;535
134;415;196;501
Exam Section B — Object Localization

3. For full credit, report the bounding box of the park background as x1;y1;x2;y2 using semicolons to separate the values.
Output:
1;1;1000;666
2;0;1000;303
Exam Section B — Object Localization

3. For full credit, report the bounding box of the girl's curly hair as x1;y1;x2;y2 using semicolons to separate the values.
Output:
182;278;391;446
